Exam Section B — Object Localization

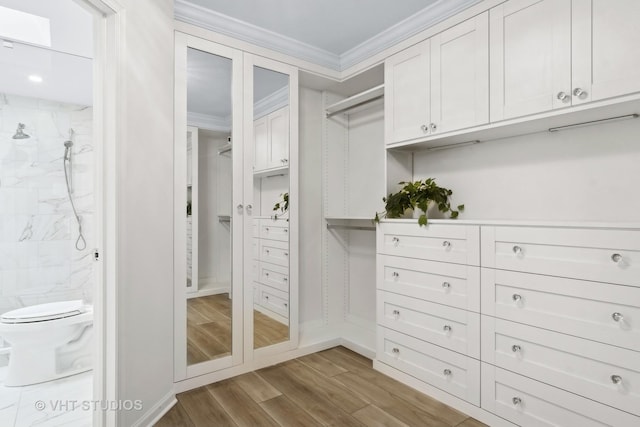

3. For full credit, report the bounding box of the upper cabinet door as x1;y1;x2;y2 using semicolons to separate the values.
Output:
490;0;571;121
572;0;640;104
267;106;289;169
254;116;268;171
431;12;489;135
385;40;430;145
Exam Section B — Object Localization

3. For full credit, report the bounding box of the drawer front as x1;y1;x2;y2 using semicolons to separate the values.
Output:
260;286;289;319
377;255;480;312
254;261;289;291
377;327;480;405
259;239;289;267
377;291;480;358
481;226;640;286
259;219;289;242
482;317;640;416
482;268;640;351
481;364;639;427
377;222;480;265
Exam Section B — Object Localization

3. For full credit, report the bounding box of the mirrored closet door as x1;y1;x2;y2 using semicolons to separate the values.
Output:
174;34;244;380
244;54;299;358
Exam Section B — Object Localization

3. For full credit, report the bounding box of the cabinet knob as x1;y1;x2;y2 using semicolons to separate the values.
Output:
283;277;288;282
611;253;622;263
612;312;624;322
443;369;452;376
284;302;288;308
265;227;270;232
237;204;244;213
443;325;452;333
392;309;400;318
284;229;288;233
392;236;400;246
512;397;522;406
265;249;270;254
420;124;429;133
557;91;570;103
392;271;400;278
392;347;400;354
512;344;522;353
611;375;623;385
430;123;437;132
442;282;451;290
512;294;522;302
512;245;523;255
573;87;588;99
265;295;269;300
246;204;253;214
442;240;451;248
265;272;269;277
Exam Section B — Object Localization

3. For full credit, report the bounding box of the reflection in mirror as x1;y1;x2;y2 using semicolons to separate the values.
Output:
186;48;233;365
252;66;290;349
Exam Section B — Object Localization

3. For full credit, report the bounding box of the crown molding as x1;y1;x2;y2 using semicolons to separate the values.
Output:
187;112;231;132
174;0;341;70
340;0;483;70
254;86;289;119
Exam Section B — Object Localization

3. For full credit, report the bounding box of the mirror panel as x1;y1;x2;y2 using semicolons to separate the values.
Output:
185;47;233;365
251;66;290;349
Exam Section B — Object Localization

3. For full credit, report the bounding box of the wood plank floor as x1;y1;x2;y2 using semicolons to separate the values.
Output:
187;294;289;365
156;346;487;427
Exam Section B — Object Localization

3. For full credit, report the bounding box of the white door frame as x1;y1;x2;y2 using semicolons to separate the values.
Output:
80;0;123;426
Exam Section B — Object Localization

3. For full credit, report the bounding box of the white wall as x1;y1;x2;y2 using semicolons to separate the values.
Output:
298;87;323;324
413;119;640;222
115;0;175;425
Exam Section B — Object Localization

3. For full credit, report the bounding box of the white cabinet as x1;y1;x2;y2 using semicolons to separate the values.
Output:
385;13;489;145
491;0;640;122
254;106;289;173
489;0;572;121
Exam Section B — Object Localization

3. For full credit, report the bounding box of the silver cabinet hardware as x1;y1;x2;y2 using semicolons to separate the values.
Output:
430;123;437;132
264;227;270;231
512;245;522;255
392;347;400;354
284;229;288;233
284;252;288;256
283;277;288;282
557;91;570;102
512;344;522;353
237;204;243;213
421;124;429;133
573;87;588;99
265;272;269;277
265;249;270;254
284;303;288;307
443;369;452;376
512;397;522;405
512;294;522;302
392;236;400;246
611;375;623;385
612;312;624;322
442;240;451;248
442;282;451;289
443;325;452;333
392;271;400;278
246;204;253;214
392;309;400;318
611;253;622;263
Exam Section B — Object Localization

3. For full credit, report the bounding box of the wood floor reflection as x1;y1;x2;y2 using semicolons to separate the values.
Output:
186;294;289;365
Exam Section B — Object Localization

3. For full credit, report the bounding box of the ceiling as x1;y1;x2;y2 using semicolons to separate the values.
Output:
175;0;482;71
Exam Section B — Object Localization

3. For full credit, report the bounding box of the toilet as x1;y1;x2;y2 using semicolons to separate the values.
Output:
0;300;93;387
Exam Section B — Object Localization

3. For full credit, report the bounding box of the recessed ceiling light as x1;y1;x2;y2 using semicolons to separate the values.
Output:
28;75;43;83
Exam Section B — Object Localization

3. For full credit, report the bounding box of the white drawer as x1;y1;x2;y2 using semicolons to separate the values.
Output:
482;268;640;352
259;285;289;319
377;291;480;358
253;261;289;292
259;218;289;242
259;239;289;267
481;364;639;427
377;327;480;405
377;222;479;266
481;226;640;286
377;255;480;312
482;317;640;416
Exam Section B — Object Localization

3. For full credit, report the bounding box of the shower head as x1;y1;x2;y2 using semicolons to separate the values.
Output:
12;123;30;139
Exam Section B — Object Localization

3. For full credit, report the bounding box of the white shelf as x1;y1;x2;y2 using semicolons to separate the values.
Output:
253;165;289;179
218;215;230;222
325;84;384;118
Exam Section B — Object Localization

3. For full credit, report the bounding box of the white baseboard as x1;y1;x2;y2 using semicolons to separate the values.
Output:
133;391;176;427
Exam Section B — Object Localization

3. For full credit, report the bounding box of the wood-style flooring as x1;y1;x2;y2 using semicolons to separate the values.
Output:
187;294;289;365
156;346;486;427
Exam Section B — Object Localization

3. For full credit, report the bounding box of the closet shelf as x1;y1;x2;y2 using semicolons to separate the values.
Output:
218;215;231;222
253;165;289;179
325;84;384;118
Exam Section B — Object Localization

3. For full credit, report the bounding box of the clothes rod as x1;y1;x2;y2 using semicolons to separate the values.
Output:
326;95;384;118
327;224;376;231
548;113;639;132
427;140;480;152
218;145;232;154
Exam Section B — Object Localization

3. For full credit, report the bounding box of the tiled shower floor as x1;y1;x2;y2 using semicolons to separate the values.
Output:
0;368;92;427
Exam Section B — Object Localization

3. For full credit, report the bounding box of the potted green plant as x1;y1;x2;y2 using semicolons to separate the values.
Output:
272;192;289;219
374;179;464;226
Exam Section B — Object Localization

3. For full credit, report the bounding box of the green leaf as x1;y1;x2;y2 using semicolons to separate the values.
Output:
418;214;427;227
457;204;465;211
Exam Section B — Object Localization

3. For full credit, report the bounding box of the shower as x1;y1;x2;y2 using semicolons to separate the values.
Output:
12;123;30;139
63;129;87;251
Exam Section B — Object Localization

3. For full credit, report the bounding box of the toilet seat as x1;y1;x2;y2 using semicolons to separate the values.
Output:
1;300;87;324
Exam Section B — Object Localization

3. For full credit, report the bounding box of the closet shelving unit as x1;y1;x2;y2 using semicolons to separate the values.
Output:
321;85;386;356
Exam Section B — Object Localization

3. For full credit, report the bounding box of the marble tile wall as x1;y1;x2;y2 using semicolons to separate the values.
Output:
0;93;94;316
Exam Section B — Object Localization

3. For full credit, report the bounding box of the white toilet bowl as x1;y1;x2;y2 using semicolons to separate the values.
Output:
0;300;93;387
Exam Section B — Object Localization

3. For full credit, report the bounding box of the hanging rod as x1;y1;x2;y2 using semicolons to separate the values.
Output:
218;144;232;154
327;224;376;231
325;84;384;118
548;113;639;132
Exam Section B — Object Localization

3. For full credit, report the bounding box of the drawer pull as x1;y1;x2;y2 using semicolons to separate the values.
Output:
611;253;623;263
392;309;401;318
512;344;522;353
442;240;451;248
442;282;451;290
284;229;288;233
392;347;400;355
512;245;523;255
512;294;522;302
392;237;400;246
283;277;288;282
392;271;400;278
265;249;270;254
265;295;270;300
284;252;288;256
265;227;270;231
284;303;288;308
443;369;452;376
512;397;522;406
265;272;270;277
612;312;624;322
443;325;452;333
611;375;623;385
